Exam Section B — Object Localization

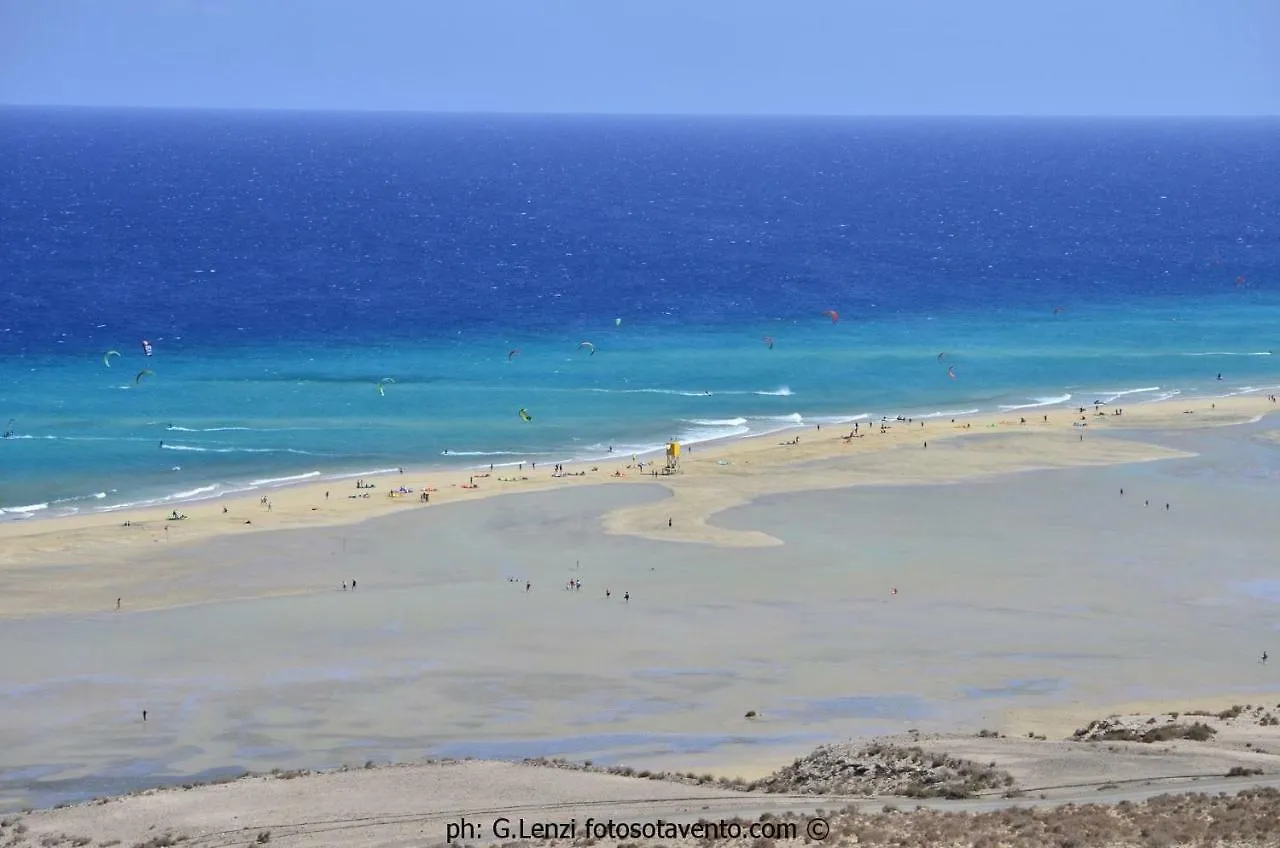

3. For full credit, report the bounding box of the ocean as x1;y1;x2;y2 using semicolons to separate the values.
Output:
1;110;1278;517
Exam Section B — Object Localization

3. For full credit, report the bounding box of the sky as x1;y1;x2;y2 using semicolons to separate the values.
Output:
1;0;1277;116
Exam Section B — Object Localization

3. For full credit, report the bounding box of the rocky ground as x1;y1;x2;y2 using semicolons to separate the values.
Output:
568;789;1280;848
9;704;1280;847
525;741;1016;799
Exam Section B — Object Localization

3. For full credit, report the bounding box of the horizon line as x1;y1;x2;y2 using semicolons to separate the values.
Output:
2;103;1278;120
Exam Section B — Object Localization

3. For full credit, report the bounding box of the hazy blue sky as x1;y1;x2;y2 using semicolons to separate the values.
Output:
2;0;1277;115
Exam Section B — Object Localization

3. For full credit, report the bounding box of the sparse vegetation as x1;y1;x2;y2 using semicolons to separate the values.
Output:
524;743;1016;798
1072;719;1217;743
523;787;1280;846
130;835;179;848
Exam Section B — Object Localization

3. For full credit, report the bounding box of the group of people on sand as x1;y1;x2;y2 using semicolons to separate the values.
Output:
508;576;630;603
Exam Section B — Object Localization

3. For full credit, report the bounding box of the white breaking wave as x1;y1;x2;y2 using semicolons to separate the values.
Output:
165;425;318;433
998;394;1073;411
166;484;221;500
1093;386;1160;397
1182;351;1273;357
675;423;752;446
910;408;982;419
160;444;319;455
0;502;49;516
247;471;322;487
97;484;225;513
50;491;108;505
440;450;535;457
1217;385;1263;398
586;386;793;398
808;413;870;425
587;388;713;397
686;418;748;427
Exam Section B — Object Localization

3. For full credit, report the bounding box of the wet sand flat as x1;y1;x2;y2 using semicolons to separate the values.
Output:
3;411;1280;810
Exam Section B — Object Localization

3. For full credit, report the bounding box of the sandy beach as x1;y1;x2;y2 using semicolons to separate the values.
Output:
2;393;1269;588
3;391;1280;824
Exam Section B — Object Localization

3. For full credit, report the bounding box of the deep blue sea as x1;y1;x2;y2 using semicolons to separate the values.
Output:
1;110;1278;517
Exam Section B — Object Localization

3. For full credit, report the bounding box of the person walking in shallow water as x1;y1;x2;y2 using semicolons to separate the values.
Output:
1263;651;1269;664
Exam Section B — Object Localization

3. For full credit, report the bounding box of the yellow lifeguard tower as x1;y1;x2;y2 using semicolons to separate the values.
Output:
665;440;681;472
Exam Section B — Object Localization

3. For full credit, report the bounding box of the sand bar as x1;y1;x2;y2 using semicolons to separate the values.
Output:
3;393;1271;584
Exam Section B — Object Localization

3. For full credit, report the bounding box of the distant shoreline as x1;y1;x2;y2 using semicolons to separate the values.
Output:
0;389;1272;608
3;379;1276;526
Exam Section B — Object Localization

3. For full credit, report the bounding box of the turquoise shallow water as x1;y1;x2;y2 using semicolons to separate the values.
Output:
4;299;1279;517
2;111;1278;515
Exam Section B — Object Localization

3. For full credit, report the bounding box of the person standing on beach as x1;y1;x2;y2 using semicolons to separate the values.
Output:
116;597;121;610
142;710;147;721
624;592;630;603
525;581;531;592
